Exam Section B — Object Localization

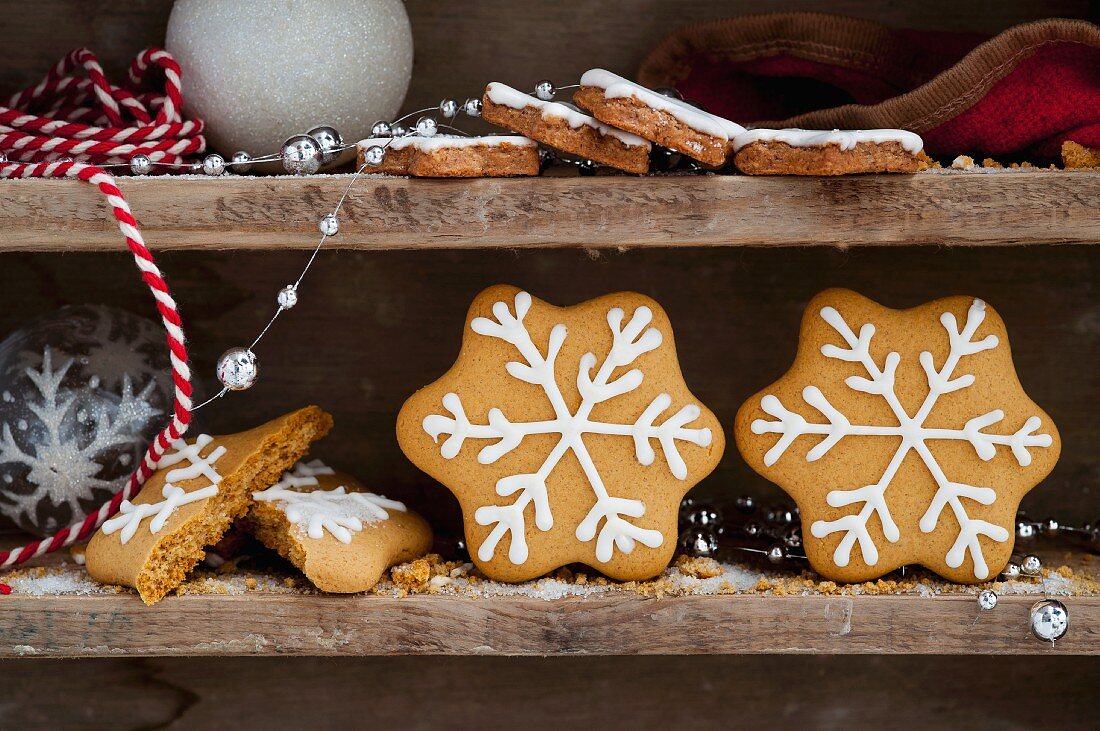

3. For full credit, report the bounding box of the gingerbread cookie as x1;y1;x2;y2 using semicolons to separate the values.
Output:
86;406;333;603
357;135;539;177
481;82;651;174
397;285;724;582
734;290;1060;583
573;68;744;167
732;128;924;175
246;460;432;593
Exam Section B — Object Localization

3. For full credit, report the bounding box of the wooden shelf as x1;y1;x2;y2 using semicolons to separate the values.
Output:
3;587;1097;657
1;171;1097;251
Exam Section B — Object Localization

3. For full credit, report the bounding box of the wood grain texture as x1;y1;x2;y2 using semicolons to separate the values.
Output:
0;590;1096;657
1;244;1098;532
1;172;1098;251
0;1;1089;115
1;654;1096;730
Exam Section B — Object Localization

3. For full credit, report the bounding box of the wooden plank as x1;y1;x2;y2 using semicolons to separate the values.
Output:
3;654;1098;730
0;172;1097;251
3;654;1097;730
0;591;1096;657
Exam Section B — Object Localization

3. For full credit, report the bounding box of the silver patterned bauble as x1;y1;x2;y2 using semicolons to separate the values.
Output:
977;589;998;610
371;120;392;137
165;0;412;154
1029;599;1069;642
1022;554;1042;575
534;80;556;101
654;86;683;100
766;544;787;563
319;213;339;237
201;153;226;176
281;134;323;175
215;347;258;391
681;527;719;558
277;285;298;310
230;151;252;173
734;495;756;514
416;116;438;137
1017;521;1036;539
439;99;458;119
129;154;153;175
363;145;386;166
307;125;344;164
462;98;482;117
1001;562;1021;579
0;306;174;536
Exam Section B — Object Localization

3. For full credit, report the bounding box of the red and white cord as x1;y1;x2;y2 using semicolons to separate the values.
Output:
0;52;197;570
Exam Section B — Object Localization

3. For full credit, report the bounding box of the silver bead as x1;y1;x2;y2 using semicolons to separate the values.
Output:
277;285;298;310
766;504;794;525
215;347;258;391
654;86;683;100
390;123;409;137
1022;554;1042;575
363;145;386;166
1029;599;1069;642
319;213;339;237
685;506;722;531
783;526;802;548
281;134;323;175
977;589;998;610
57;156;74;163
1017;521;1036;539
230;151;252;173
534;80;555;101
129;154;152;175
1001;562;1021;580
0;151;8;164
371;120;392;137
681;528;719;558
416;116;438;138
462;98;482;117
578;159;598;176
201;153;226;176
439;99;459;119
307;125;343;164
1042;517;1060;535
734;495;756;514
743;519;763;538
537;147;555;166
766;544;787;563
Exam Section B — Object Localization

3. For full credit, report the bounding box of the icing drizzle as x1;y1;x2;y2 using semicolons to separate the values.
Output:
579;68;745;140
751;299;1053;579
101;434;226;544
253;461;406;544
485;82;650;148
422;291;712;566
732;127;924;154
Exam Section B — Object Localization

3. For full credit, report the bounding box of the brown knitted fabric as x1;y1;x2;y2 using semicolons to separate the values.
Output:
638;14;1100;133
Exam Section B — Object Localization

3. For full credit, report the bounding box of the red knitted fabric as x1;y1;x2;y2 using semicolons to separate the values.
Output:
639;15;1100;160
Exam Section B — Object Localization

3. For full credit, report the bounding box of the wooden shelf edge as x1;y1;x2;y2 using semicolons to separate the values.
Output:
2;591;1095;657
0;172;1097;251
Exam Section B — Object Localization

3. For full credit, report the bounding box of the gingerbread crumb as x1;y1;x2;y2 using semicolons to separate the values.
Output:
676;555;724;579
1062;140;1100;168
950;155;975;170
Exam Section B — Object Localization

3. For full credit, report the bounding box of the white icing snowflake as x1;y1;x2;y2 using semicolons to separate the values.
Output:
421;291;713;565
253;461;405;544
751;299;1054;579
0;349;161;528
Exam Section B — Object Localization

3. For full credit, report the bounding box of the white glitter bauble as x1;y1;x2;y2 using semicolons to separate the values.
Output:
166;0;412;155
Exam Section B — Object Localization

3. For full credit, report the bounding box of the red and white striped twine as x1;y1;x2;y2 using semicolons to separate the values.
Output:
0;49;199;571
1;47;204;166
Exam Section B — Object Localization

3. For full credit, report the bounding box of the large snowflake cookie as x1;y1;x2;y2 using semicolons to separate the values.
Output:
86;406;333;603
397;285;724;582
735;289;1060;584
247;460;432;593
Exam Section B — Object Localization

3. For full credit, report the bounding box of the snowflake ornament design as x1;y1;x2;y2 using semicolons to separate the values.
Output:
735;289;1060;583
397;286;724;582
